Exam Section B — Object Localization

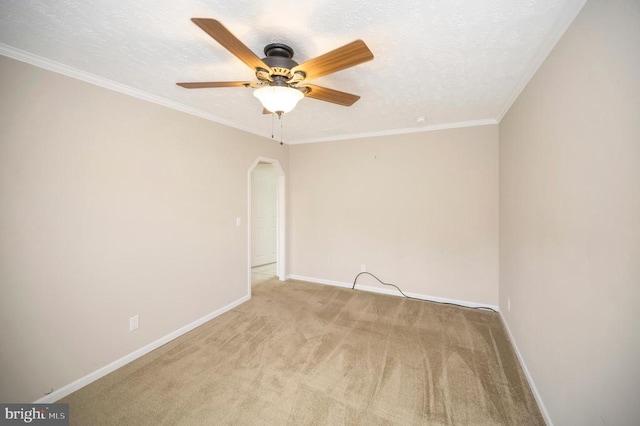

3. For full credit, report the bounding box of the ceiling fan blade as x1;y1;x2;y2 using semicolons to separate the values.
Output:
262;108;273;114
292;40;373;81
301;84;361;106
176;81;256;89
191;18;271;72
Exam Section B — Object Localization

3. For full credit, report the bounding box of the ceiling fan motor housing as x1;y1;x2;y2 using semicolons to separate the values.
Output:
264;43;294;59
261;43;299;79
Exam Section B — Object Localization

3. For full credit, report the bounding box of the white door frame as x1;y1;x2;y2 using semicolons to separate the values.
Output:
247;157;286;295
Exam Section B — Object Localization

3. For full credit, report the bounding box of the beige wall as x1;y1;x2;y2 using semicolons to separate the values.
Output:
290;125;499;305
499;0;640;424
0;56;288;402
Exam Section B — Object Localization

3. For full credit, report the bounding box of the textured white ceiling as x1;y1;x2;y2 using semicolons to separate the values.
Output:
0;0;586;144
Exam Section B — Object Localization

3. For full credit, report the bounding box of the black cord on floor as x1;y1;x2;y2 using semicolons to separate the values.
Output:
352;272;498;313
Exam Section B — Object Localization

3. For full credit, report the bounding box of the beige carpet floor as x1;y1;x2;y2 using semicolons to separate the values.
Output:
60;278;544;425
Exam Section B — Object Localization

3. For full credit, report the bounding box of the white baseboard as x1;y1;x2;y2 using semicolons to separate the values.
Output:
499;314;552;426
286;274;499;311
34;294;250;404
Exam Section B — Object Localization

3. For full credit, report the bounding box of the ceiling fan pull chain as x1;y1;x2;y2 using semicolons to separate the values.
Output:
271;113;274;139
280;114;284;145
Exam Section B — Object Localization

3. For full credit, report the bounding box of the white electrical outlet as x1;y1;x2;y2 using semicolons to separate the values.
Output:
129;315;139;331
360;264;366;272
507;298;511;312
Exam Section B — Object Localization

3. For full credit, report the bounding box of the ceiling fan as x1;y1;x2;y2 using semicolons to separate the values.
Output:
177;18;374;115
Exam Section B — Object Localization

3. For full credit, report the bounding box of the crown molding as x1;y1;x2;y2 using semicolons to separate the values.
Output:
290;119;498;145
0;43;263;138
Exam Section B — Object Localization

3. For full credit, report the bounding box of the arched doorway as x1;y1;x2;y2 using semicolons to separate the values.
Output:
247;158;286;295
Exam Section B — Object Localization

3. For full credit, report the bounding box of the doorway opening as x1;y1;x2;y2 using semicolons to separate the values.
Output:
248;158;286;295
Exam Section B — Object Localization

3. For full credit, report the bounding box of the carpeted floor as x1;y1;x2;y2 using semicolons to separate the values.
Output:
60;278;544;425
